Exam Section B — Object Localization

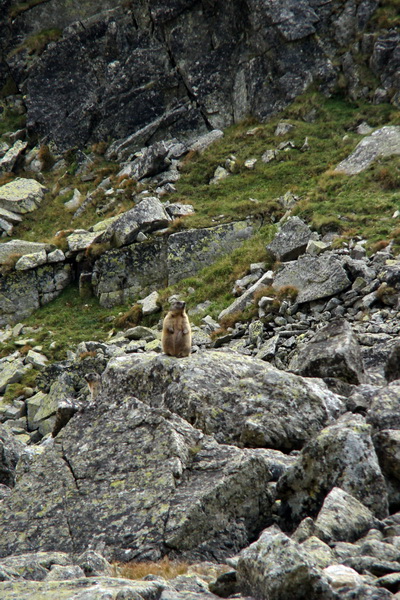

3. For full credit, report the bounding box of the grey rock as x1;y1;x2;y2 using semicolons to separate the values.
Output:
101;350;344;452
0;264;73;326
219;271;274;321
138;291;161;316
236;527;333;600
0;359;31;394
335;126;400;175
374;429;400;482
313;487;381;543
273;254;351;304
0;576;164;600
0;240;49;265
75;550;112;577
189;130;224;154
47;249;65;263
0;551;72;581
323;564;363;591
0;140;27;173
366;382;400;432
166;203;195;218
122;141;174;180
93;238;167;308
300;537;334;569
106;197;170;248
66;229;105;252
124;327;157;342
0;178;46;214
0;207;22;225
44;564;85;580
210;166;230;184
267;217;312;262
290;318;365;384
277;413;389;525
25;349;48;370
15;250;47;271
0;425;25;487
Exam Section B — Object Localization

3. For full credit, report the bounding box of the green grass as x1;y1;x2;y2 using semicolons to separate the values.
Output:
7;285;132;362
173;93;400;249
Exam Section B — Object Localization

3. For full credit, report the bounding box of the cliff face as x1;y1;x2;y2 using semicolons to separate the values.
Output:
1;0;395;150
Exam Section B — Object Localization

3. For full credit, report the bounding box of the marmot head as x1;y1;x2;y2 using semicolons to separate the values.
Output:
169;299;186;313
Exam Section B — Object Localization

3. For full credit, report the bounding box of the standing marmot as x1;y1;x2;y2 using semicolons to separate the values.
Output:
162;299;192;357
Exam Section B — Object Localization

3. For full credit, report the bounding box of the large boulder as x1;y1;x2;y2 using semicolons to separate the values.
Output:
289;318;365;384
312;487;381;544
272;253;351;304
266;217;313;262
366;383;400;432
101;350;345;451
0;398;274;561
0;178;46;213
277;413;389;525
335;126;400;175
0;240;49;265
0;140;28;173
236;527;333;600
218;271;274;321
0;576;164;600
105;196;171;248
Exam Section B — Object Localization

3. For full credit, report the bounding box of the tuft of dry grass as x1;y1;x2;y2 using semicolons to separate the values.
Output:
114;557;190;580
114;304;143;329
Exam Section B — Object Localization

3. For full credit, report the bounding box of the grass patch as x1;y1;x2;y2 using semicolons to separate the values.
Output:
20;285;132;362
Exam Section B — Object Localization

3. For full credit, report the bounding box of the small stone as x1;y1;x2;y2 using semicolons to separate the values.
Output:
261;149;278;163
244;158;257;169
137;291;160;316
210;166;230;184
275;122;294;136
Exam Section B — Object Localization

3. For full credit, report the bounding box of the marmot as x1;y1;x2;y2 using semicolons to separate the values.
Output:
84;372;102;405
162;299;192;357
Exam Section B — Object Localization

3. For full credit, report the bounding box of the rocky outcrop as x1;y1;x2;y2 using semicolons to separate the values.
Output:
1;0;389;150
0;262;72;325
0;398;275;562
335;126;400;175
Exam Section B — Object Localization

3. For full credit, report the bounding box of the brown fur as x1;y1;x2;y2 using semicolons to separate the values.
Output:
84;372;102;404
162;300;192;358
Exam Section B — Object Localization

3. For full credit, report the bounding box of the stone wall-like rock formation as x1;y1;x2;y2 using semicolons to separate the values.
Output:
1;0;392;150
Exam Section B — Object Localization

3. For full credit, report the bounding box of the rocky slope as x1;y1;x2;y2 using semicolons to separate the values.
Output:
0;1;400;600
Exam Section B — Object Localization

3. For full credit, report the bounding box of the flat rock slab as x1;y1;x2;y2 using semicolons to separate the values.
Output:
335;126;400;175
0;178;46;214
0;577;164;600
273;254;351;304
0;240;49;265
0;398;273;562
66;229;105;252
102;350;345;451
